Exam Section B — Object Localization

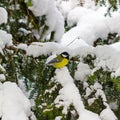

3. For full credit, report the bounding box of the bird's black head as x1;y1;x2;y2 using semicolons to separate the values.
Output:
61;52;69;59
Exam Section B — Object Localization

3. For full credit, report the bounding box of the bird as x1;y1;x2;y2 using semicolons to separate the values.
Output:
46;52;69;69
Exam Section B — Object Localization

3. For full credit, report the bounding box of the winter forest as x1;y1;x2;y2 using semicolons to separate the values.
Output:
0;0;120;120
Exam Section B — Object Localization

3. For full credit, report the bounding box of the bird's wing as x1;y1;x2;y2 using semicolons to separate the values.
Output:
47;58;61;64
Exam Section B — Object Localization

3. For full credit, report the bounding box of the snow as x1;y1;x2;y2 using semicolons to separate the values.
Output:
93;45;120;74
54;67;101;120
93;82;103;90
29;0;49;16
24;1;120;119
0;64;6;73
83;81;107;106
88;98;96;106
110;42;120;51
56;1;71;18
29;0;64;42
85;87;93;98
18;28;31;36
100;104;118;120
0;1;120;120
19;18;28;24
60;5;120;46
61;24;97;46
0;82;35;120
0;74;6;81
55;116;62;120
95;89;107;102
26;40;120;79
0;7;8;25
67;7;93;27
17;43;28;51
83;0;96;8
75;62;91;81
105;12;120;35
0;30;13;54
67;38;90;49
56;0;79;18
79;109;101;120
54;67;84;115
26;42;60;57
0;30;13;48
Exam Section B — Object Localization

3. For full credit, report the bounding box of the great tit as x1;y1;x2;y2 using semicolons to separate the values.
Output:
47;52;69;68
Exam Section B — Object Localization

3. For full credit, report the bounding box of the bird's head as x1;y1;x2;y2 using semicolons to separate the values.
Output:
61;52;69;59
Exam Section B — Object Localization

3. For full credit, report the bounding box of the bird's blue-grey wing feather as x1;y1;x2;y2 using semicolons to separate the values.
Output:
47;59;60;65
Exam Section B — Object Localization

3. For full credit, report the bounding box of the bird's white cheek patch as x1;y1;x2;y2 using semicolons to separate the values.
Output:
62;54;67;58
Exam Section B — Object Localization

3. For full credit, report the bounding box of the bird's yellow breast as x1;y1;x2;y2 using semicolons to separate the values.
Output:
53;58;69;68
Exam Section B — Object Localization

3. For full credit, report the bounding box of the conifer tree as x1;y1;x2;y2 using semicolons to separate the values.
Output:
0;0;120;120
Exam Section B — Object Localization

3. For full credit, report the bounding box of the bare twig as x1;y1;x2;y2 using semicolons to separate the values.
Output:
66;37;80;47
80;0;84;6
5;45;18;52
